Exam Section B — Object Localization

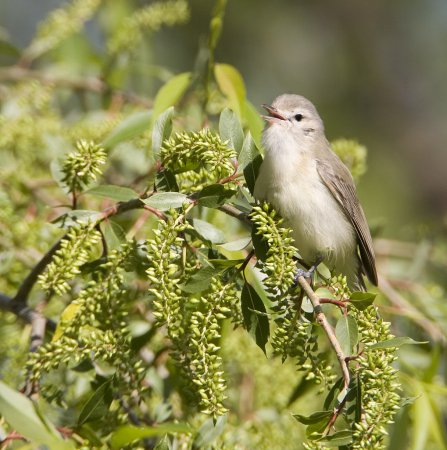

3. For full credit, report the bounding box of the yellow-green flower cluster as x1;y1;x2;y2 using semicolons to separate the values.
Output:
331;138;367;182
29;243;144;395
108;0;190;55
185;278;237;418
250;202;296;295
61;139;107;194
146;211;189;340
38;224;102;296
160;129;236;192
25;0;102;60
351;306;401;449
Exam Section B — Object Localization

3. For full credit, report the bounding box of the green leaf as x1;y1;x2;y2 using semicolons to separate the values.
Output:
367;337;428;350
214;64;246;117
323;377;343;411
180;266;223;293
192;416;226;449
191;218;225;244
0;39;21;58
293;410;332;425
208;258;245;269
317;430;353;447
349;291;377;310
52;210;102;228
197;184;237;208
335;315;359;356
110;423;191;450
238;132;260;171
241;282;270;353
0;381;73;449
155;169;179;192
243;154;263;195
219;108;244;154
151;72;191;123
77;379;113;426
218;237;251;252
244;100;264;146
103;110;152;148
85;185;139;202
154;435;171;450
287;377;315;406
251;224;269;262
143;192;189;211
152;106;174;159
103;220;127;249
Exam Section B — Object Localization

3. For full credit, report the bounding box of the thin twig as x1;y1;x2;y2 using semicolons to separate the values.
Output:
0;66;153;108
8;197;151;323
296;275;350;392
218;204;251;227
23;302;47;396
379;275;446;343
0;292;56;332
12;239;64;307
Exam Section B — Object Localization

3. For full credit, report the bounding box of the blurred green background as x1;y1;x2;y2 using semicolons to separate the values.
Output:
3;0;447;237
1;2;447;448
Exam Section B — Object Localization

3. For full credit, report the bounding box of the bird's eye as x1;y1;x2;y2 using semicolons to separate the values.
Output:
294;114;303;122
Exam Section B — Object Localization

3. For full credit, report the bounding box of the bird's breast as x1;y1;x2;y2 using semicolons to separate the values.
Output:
254;131;356;266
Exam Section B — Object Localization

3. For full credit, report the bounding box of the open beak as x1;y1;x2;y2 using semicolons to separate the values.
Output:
262;104;286;122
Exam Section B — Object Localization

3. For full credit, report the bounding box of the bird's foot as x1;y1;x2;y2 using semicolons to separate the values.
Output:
294;257;323;284
294;267;316;283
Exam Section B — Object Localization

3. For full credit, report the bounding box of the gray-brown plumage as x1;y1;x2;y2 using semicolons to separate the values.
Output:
254;94;378;291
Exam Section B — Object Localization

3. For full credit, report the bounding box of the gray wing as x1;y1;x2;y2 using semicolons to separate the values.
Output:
316;156;378;286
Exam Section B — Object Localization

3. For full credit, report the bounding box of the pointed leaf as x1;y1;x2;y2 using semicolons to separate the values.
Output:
219;108;244;154
180;266;223;293
52;210;102;228
243;154;263;195
192;219;225;244
0;381;73;449
367;337;427;350
197;184;237;208
214;64;246;117
152;72;191;123
218;237;251;252
335;315;359;356
317;430;353;447
208;258;245;269
244;100;264;146
192;416;226;449
241;282;269;353
77;379;113;426
103;110;152;148
111;424;191;450
155;169;178;192
85;185;138;202
349;291;376;310
293;410;332;425
143;192;189;211
103;220;127;249
52;303;81;341
152;106;174;159
238;132;260;171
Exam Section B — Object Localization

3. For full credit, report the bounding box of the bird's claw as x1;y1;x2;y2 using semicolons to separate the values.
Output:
294;267;315;283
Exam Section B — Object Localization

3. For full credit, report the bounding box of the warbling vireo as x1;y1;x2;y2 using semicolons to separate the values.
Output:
254;94;378;291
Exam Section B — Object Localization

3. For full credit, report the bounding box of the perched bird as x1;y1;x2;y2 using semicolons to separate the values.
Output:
254;94;378;291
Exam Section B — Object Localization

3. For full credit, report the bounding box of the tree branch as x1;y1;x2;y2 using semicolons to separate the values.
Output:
0;292;56;332
218;204;251;227
0;66;153;108
296;275;350;392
